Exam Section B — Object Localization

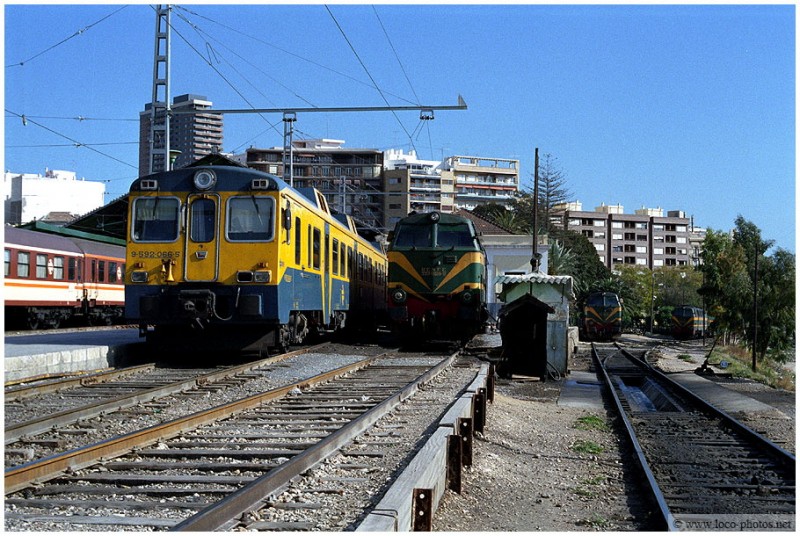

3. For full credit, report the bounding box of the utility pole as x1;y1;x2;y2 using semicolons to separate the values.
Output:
148;5;171;175
530;147;540;272
752;245;758;372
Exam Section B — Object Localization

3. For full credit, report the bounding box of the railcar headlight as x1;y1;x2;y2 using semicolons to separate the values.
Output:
254;270;272;283
460;290;474;304
131;271;149;283
391;288;407;304
193;170;216;191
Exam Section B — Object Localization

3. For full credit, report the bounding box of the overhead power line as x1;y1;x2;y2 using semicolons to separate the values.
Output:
6;5;128;68
5;109;137;170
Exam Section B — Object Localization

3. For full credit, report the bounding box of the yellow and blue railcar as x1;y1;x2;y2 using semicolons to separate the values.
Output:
125;164;386;354
386;211;487;342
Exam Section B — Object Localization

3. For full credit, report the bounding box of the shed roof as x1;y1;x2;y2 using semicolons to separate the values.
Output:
495;273;573;286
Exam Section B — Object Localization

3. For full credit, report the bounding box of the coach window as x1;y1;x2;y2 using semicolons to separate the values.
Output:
294;218;302;265
109;262;118;283
190;198;216;243
53;257;64;280
36;254;47;279
91;259;97;283
17;252;29;278
227;197;274;242
312;228;321;270
332;239;339;275
68;258;76;281
132;197;180;242
98;261;106;282
340;243;346;276
4;249;10;277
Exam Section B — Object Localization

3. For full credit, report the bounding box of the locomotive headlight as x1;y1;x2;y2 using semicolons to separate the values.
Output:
460;290;474;304
131;271;149;283
391;288;407;304
193;170;217;191
429;211;440;222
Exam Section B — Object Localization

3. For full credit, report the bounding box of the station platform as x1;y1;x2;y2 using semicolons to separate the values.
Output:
4;328;145;383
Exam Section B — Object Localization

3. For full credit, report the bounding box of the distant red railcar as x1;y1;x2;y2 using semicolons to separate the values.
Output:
4;226;125;329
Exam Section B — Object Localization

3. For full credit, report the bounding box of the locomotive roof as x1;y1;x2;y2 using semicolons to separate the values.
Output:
131;165;288;193
396;211;473;226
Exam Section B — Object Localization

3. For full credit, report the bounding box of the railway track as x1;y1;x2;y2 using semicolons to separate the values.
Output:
4;343;372;467
5;346;490;531
594;344;795;531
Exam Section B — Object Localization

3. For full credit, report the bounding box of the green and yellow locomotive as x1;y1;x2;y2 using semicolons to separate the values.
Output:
671;305;711;340
581;291;623;341
125;163;386;355
386;211;487;341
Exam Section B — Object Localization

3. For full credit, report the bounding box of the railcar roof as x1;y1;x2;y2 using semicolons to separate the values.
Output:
4;226;83;254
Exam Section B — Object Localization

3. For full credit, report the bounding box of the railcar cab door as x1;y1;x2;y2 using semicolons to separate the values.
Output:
184;193;220;282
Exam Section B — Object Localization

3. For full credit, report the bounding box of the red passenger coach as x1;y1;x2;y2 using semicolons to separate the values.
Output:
4;226;125;329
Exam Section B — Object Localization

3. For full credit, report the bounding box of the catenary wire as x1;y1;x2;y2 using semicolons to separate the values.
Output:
5;5;129;68
324;5;417;153
5;109;137;170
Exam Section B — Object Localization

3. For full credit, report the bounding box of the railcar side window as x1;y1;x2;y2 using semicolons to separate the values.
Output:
294;218;301;265
312;228;321;270
340;243;345;276
190;198;216;243
132;197;180;242
98;261;106;282
4;249;9;277
68;258;76;281
53;257;64;280
17;252;29;278
109;262;118;283
332;239;339;275
36;254;47;278
227;197;274;242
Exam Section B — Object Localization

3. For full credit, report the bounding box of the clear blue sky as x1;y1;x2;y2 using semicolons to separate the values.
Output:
3;2;795;252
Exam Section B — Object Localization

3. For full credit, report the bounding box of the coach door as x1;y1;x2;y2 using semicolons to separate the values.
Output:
184;194;220;281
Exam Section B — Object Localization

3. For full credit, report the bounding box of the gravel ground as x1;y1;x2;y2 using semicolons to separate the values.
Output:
433;335;795;531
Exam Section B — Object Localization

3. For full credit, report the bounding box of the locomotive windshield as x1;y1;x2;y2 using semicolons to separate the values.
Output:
587;293;619;307
392;221;474;248
132;197;180;242
436;222;474;248
393;224;433;248
227;197;274;241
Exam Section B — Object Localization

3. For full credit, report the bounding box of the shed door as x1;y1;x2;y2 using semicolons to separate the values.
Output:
184;194;220;282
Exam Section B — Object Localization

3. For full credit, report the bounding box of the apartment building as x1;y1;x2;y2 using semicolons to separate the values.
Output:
383;149;455;230
246;139;385;232
442;155;519;211
552;202;692;269
139;94;224;176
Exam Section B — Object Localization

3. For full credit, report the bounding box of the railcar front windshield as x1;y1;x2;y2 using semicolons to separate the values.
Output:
131;197;180;242
227;197;274;241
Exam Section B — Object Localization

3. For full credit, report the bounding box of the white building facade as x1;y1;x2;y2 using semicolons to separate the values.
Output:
3;169;105;225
